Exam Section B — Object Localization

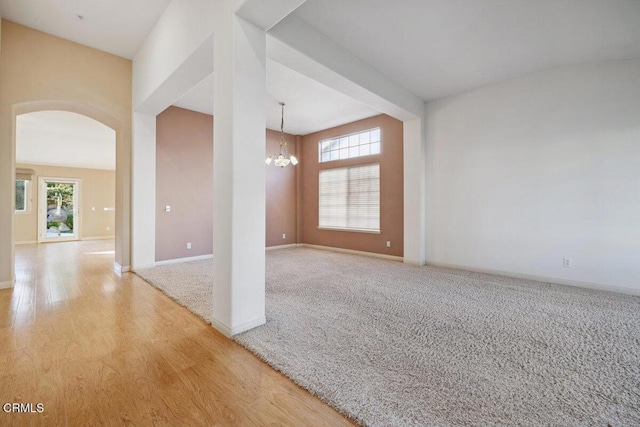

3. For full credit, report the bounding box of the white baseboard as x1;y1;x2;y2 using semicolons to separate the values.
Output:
113;263;130;275
132;263;157;271
132;254;213;272
155;254;213;266
427;261;640;297
211;316;266;337
210;318;232;337
300;243;403;262
15;240;37;245
0;280;14;289
266;244;297;251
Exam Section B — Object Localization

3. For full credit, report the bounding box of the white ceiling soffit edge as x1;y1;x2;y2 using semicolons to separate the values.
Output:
267;16;424;122
133;0;302;116
135;35;214;116
172;60;382;135
172;72;214;116
237;0;308;31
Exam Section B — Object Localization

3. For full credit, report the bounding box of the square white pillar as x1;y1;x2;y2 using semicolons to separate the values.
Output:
131;112;157;270
211;15;267;336
403;117;427;265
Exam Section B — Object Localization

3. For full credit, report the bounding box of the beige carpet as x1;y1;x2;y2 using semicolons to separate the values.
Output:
136;248;640;427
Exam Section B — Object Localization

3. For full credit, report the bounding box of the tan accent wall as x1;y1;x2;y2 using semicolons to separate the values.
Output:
265;129;298;247
155;107;299;260
301;114;404;257
14;164;115;243
0;20;132;281
156;106;214;261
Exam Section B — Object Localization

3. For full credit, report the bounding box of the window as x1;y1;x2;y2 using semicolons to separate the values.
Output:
318;128;381;163
319;163;380;232
15;180;28;213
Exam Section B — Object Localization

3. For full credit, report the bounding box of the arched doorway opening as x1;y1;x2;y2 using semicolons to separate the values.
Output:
11;100;130;277
15;111;115;244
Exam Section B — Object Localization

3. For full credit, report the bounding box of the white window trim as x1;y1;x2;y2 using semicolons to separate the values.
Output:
318;127;381;163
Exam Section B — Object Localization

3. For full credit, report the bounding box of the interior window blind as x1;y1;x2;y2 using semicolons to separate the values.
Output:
319;163;380;232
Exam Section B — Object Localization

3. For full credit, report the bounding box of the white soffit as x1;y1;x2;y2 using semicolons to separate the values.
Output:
16;111;116;170
172;60;380;135
0;0;172;59
293;0;640;100
173;73;215;117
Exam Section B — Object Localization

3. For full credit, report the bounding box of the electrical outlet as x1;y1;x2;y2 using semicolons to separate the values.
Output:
282;233;286;239
165;205;171;212
386;241;391;248
563;258;572;268
187;242;192;250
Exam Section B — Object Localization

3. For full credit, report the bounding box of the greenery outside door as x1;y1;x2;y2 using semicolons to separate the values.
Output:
38;177;81;242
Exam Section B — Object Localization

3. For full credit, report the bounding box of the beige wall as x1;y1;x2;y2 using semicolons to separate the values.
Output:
156;106;213;261
301;114;404;257
15;164;115;243
0;20;132;282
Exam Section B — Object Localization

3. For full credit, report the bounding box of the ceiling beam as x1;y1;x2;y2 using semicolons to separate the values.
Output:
135;35;213;116
267;16;425;121
236;0;308;31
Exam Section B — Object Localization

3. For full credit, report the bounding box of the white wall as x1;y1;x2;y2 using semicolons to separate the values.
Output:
425;59;640;293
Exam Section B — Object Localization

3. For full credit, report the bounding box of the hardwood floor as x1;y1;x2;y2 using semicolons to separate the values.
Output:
0;240;354;426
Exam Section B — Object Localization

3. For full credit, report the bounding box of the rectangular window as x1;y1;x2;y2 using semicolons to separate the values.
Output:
15;180;28;213
318;128;381;163
319;163;380;233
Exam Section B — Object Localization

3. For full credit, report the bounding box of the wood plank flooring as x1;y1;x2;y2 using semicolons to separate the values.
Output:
0;240;354;426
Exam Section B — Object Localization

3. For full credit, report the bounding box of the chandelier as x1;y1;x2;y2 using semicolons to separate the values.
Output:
266;102;298;167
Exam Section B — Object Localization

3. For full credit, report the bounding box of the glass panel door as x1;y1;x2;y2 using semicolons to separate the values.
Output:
39;178;81;242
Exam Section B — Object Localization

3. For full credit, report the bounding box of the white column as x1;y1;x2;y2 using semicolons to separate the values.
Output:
403;116;427;265
211;14;267;336
131;112;156;270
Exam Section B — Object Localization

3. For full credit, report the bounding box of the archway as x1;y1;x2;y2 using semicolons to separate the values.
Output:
11;100;130;276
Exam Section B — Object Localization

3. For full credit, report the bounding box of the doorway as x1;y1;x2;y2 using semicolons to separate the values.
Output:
38;177;82;242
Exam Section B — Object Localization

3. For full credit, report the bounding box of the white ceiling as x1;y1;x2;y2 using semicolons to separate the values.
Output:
17;111;116;170
293;0;640;100
173;59;380;135
4;0;640;133
0;0;172;59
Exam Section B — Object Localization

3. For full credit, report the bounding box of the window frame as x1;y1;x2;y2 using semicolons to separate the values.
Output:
318;162;381;234
318;127;381;164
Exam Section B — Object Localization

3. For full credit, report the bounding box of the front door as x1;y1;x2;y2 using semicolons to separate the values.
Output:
38;178;81;242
